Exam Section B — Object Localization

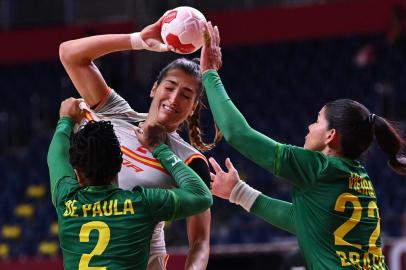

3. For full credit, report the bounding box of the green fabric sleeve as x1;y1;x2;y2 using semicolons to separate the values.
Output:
203;70;281;175
250;194;296;234
47;117;77;205
203;70;325;188
144;144;213;221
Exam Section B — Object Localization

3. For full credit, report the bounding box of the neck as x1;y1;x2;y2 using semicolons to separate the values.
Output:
144;116;177;133
322;147;343;157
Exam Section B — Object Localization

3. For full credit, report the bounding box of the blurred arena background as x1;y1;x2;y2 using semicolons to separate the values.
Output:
0;0;406;269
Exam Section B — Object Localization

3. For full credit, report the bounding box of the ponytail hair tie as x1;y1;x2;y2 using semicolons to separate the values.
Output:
368;113;376;125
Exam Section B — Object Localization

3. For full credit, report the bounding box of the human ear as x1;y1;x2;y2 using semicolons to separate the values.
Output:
189;101;199;117
74;169;85;187
150;82;158;98
326;128;340;146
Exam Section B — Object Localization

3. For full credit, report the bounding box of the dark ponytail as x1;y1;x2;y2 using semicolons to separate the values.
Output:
324;99;406;175
374;116;406;175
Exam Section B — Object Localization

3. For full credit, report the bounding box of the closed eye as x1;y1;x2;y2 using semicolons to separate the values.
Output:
183;94;192;99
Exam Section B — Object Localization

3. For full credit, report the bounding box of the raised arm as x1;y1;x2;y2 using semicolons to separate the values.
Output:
59;34;130;106
47;98;82;205
200;23;281;174
59;16;171;107
203;71;283;174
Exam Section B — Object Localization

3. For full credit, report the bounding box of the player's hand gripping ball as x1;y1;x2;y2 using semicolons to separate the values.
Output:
161;6;207;54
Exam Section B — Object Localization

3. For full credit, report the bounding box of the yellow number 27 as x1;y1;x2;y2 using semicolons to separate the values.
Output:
79;221;111;270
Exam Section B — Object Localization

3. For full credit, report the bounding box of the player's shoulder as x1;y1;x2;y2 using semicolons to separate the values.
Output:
53;177;81;206
166;132;207;164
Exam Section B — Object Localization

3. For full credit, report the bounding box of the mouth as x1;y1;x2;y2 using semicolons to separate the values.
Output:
162;104;178;113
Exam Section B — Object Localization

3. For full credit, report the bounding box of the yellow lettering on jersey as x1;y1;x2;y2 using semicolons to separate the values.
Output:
66;199;134;218
349;252;361;269
114;199;123;215
348;174;354;189
336;250;385;269
103;200;113;216
82;204;92;217
123;199;135;215
347;173;376;198
92;201;103;217
336;251;351;266
372;253;384;268
63;200;78;217
363;252;371;269
63;200;71;217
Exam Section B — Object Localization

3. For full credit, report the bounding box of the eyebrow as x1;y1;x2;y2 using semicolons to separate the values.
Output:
165;79;193;92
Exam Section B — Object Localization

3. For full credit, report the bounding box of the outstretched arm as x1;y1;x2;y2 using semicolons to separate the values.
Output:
209;157;296;234
59;16;171;107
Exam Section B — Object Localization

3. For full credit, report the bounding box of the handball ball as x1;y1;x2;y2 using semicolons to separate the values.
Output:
161;6;207;54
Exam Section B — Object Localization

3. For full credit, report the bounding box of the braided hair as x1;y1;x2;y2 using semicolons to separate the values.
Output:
156;58;222;152
69;121;123;185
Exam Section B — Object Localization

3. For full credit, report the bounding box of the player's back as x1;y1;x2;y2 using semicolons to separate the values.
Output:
55;179;158;270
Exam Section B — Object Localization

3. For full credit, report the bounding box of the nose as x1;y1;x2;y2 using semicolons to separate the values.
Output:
169;89;181;105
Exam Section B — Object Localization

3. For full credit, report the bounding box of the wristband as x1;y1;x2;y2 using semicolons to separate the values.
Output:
130;32;169;52
229;180;261;212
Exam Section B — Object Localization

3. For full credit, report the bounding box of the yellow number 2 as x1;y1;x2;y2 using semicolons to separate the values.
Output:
334;193;362;249
79;221;110;270
367;201;382;256
334;193;382;253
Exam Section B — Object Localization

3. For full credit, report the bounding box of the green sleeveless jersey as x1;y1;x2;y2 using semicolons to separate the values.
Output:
48;118;212;270
203;70;387;270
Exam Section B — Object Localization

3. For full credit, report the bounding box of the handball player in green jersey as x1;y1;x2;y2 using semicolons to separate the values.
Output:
201;22;406;269
47;98;212;270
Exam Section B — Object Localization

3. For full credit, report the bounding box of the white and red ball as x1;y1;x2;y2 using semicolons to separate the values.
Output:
161;6;206;54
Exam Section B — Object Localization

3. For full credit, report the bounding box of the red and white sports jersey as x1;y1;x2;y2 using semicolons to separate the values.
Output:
78;89;207;255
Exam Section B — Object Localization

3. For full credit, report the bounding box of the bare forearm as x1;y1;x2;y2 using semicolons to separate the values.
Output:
185;210;211;270
59;34;132;64
59;34;133;106
185;241;210;270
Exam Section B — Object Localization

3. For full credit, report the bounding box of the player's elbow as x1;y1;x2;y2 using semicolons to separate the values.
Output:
59;41;72;63
223;125;249;147
192;192;212;213
201;193;213;210
59;40;84;65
